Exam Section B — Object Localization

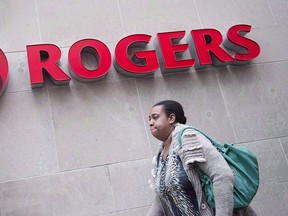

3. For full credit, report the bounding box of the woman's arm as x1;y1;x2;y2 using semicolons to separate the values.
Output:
147;197;164;216
180;129;234;216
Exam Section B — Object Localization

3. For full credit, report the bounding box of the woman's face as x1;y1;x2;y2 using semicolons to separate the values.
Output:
149;105;175;141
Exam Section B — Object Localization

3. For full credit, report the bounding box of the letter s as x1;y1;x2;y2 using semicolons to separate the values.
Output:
224;24;260;63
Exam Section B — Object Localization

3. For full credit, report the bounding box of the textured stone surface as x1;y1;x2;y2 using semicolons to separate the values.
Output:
0;167;114;216
0;0;287;215
48;79;151;171
217;62;288;142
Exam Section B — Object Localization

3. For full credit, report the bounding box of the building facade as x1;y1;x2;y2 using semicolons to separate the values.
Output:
0;0;288;215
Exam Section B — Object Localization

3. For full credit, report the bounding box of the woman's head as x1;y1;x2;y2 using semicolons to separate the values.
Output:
153;100;187;124
148;100;187;141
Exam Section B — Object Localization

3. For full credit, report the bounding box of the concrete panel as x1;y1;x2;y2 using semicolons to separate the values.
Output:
116;206;150;216
0;0;41;52
280;137;288;163
238;138;288;215
0;167;114;216
267;0;288;26
239;138;288;185
5;52;32;93
118;0;202;35
109;159;153;211
195;0;275;30
217;62;288;142
0;90;58;182
256;181;288;216
37;0;124;46
253;26;288;63
49;79;150;171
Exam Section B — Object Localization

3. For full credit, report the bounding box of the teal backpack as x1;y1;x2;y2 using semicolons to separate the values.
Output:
178;127;260;209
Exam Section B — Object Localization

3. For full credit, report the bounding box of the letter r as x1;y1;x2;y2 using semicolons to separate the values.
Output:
26;44;71;88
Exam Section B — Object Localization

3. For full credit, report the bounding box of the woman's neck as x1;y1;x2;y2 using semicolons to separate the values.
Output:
161;125;176;160
163;132;172;147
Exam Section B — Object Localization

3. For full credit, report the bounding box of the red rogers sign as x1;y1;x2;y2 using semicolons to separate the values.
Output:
0;24;260;96
0;49;9;96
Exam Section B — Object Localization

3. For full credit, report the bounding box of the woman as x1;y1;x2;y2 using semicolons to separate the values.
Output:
147;100;257;216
